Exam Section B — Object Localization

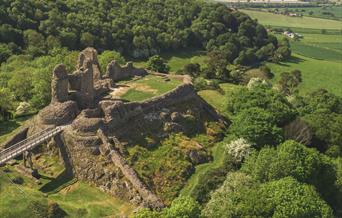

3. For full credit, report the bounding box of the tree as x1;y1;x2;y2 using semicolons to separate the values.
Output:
147;55;170;73
229;107;284;147
134;196;201;218
98;50;126;73
241;140;322;183
277;69;302;96
183;63;201;77
8;70;33;102
0;87;14;121
23;29;46;56
204;174;333;218
206;50;229;80
227;87;296;126
80;32;95;48
203;172;255;218
0;43;12;63
274;46;291;62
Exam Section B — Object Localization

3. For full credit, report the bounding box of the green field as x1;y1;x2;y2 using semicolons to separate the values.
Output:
290;33;342;61
265;6;342;21
240;9;342;97
267;53;342;96
240;9;342;29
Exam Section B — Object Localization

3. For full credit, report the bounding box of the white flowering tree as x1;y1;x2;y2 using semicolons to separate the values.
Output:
225;138;252;164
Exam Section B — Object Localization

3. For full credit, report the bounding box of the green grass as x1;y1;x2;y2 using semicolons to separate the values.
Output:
198;83;241;118
0;116;32;145
180;140;226;196
267;53;342;97
240;9;342;30
265;6;342;21
119;74;182;102
288;33;342;61
49;182;134;217
133;49;208;72
0;166;134;218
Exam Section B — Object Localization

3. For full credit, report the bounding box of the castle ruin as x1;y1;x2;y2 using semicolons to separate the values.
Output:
2;47;226;209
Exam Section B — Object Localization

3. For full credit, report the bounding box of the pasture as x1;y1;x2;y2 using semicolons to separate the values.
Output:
240;9;342;29
266;6;342;20
291;33;342;61
267;54;342;97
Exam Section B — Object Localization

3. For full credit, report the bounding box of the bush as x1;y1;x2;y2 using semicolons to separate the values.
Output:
229;107;284;147
12;176;24;185
147;55;170;73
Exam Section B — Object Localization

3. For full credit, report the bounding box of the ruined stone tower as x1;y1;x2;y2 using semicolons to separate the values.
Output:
51;64;69;103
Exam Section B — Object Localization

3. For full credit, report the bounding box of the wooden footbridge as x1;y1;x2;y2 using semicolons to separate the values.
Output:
0;126;68;165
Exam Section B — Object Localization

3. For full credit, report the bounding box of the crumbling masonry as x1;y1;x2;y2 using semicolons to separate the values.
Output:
3;47;226;209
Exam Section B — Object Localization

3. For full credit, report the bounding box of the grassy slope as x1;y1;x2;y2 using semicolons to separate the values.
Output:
181;83;240;196
240;9;342;29
198;83;241;117
267;53;342;96
0;166;133;218
0;116;32;145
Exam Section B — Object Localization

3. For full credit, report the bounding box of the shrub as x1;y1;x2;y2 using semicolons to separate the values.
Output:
229;107;284;147
147;55;170;73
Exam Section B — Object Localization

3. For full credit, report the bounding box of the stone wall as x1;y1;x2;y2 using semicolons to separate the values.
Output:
97;130;164;209
63;128;143;205
101;83;197;130
106;61;147;82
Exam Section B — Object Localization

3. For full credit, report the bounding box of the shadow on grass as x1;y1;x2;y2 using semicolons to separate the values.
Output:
274;55;305;67
0;115;33;137
39;170;74;193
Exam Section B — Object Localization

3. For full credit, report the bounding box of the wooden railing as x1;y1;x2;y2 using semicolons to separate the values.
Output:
0;126;68;165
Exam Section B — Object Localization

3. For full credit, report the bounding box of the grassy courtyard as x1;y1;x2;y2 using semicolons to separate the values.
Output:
114;74;182;102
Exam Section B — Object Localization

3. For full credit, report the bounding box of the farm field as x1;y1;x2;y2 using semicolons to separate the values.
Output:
241;9;342;97
291;33;342;61
265;6;342;20
267;54;342;96
240;9;342;29
113;74;182;102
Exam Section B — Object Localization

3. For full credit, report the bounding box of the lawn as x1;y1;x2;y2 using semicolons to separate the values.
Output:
267;53;342;97
240;9;342;30
116;74;182;102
